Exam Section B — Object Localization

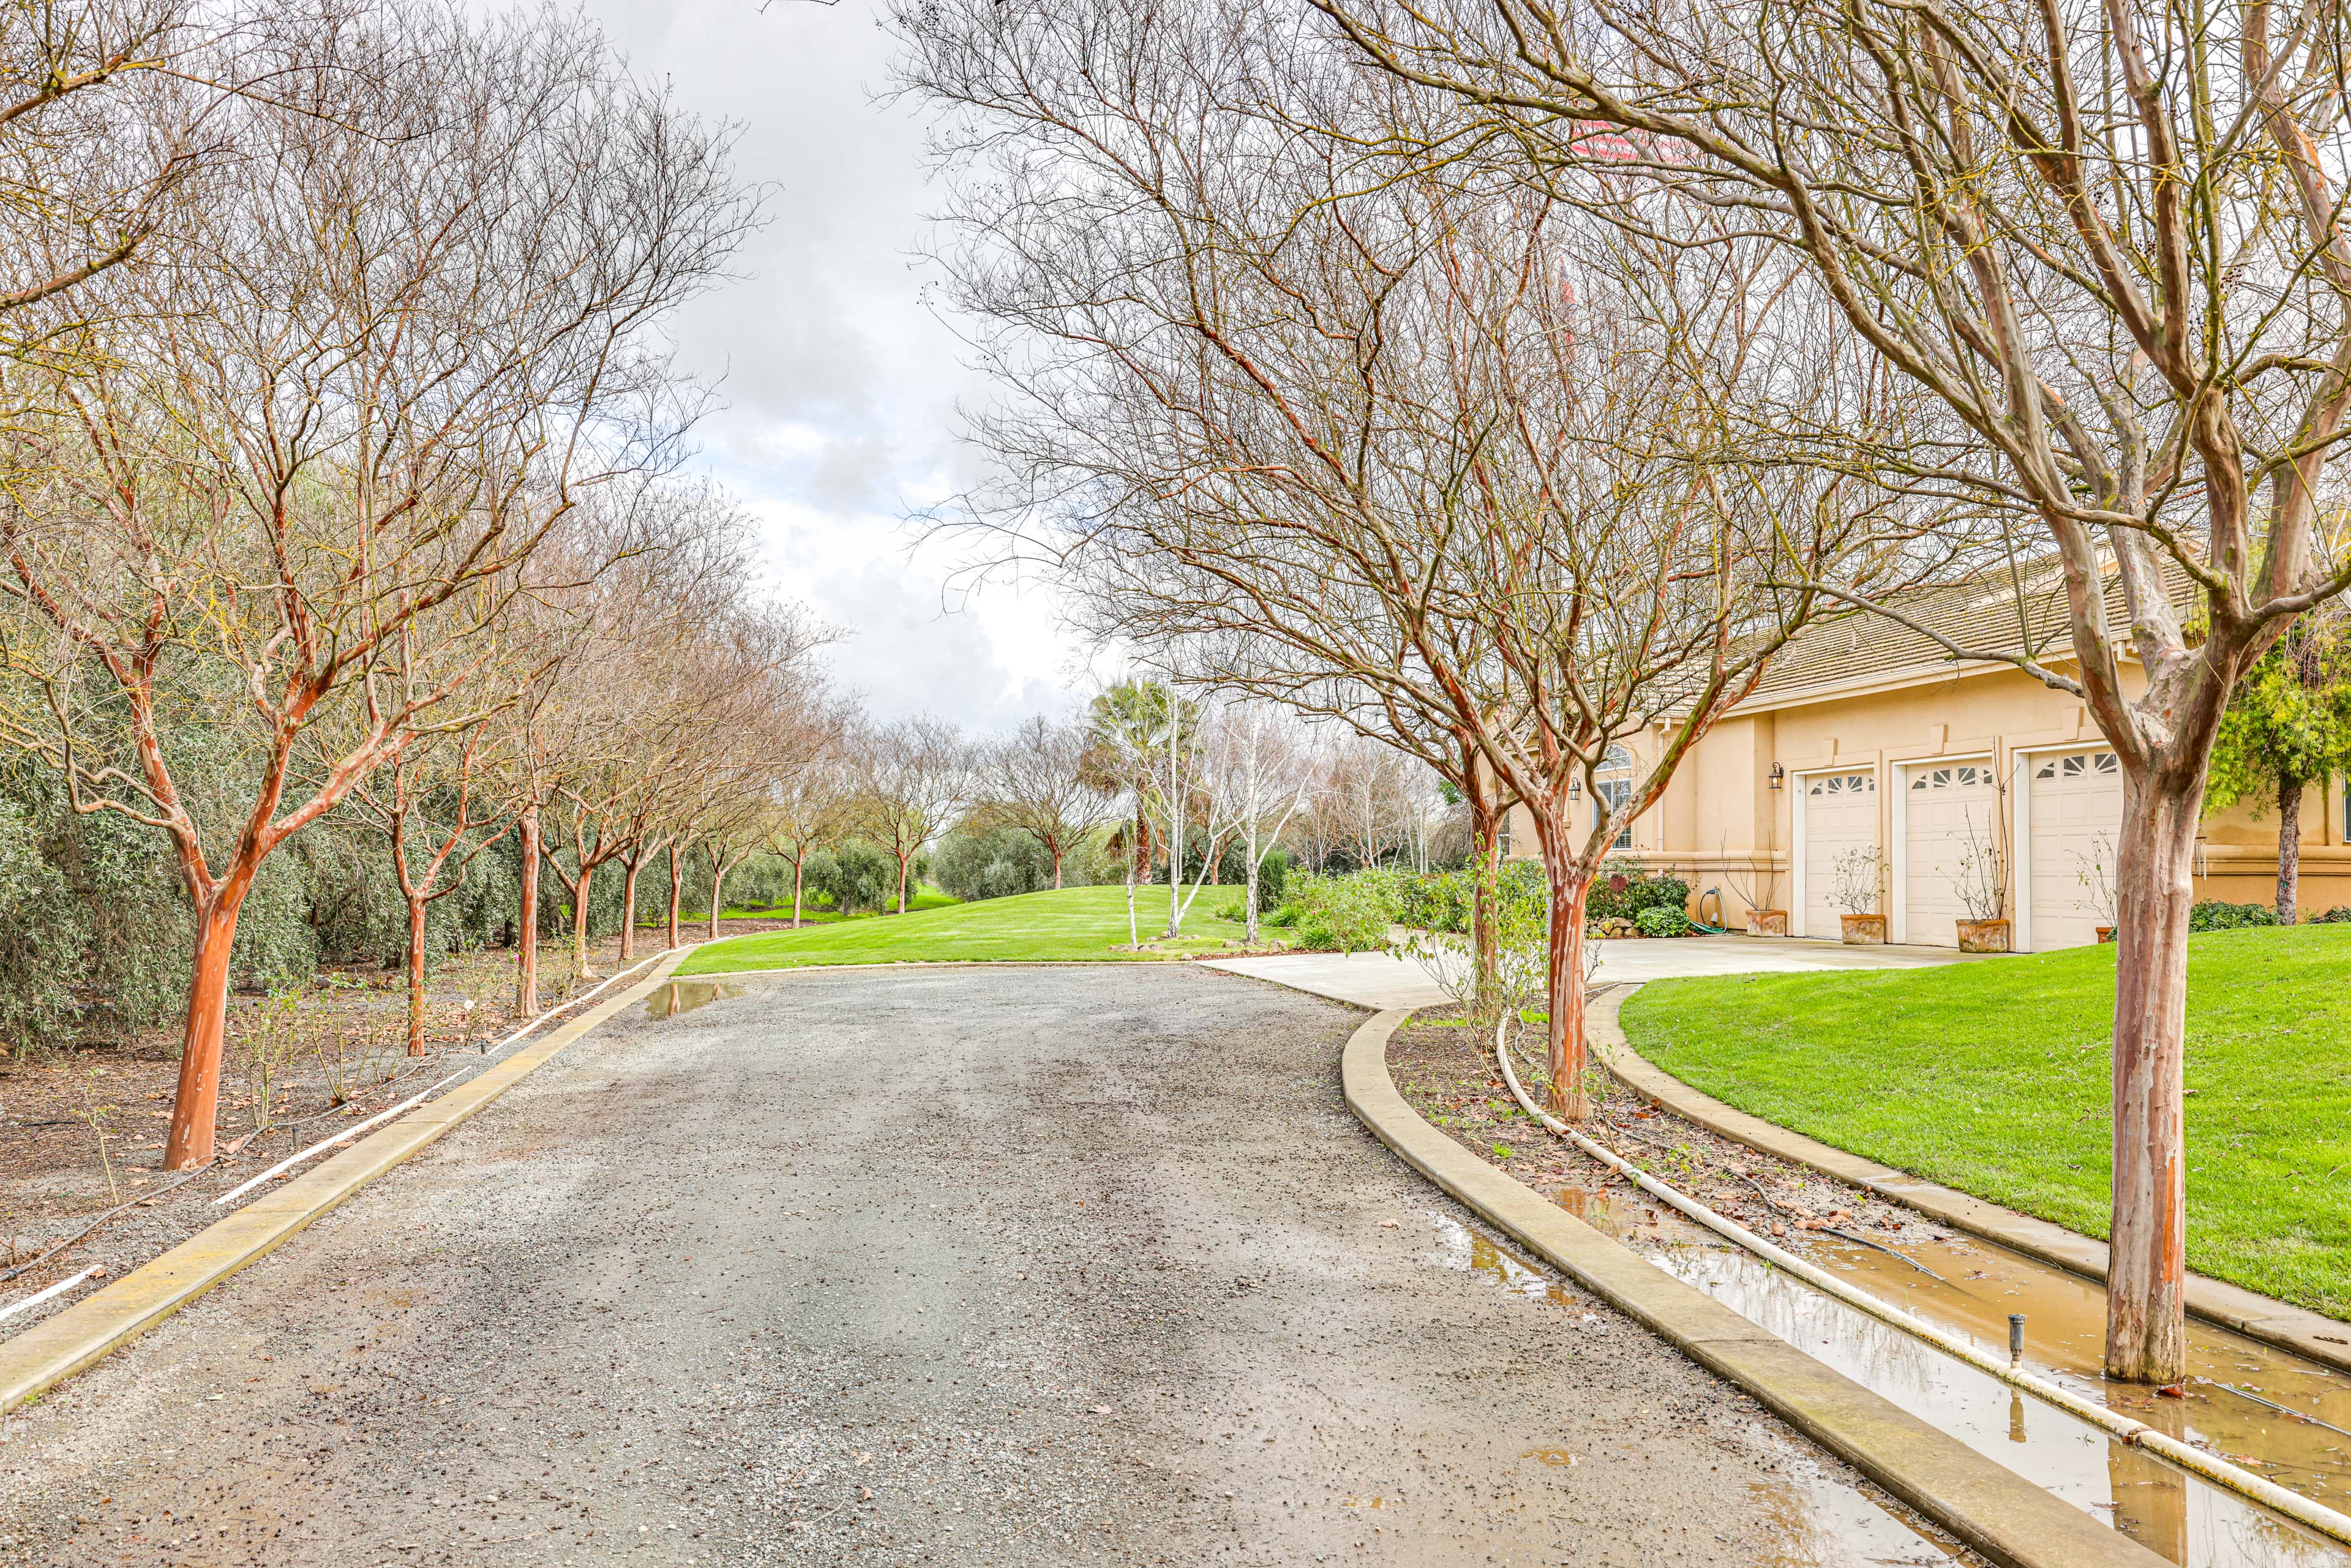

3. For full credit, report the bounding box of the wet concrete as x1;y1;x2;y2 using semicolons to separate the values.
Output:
1;967;1974;1566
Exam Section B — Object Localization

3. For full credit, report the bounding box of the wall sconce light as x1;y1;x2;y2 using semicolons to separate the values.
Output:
1568;777;1583;801
1768;764;1786;790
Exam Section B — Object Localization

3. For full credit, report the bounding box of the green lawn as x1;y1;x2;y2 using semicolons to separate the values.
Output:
678;883;1245;973
713;884;959;923
1620;926;2351;1318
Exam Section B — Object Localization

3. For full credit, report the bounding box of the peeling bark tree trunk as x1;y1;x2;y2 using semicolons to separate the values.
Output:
2107;770;2200;1383
162;891;249;1169
405;895;429;1056
1531;810;1595;1120
571;862;595;980
2277;778;2303;926
792;856;807;925
620;855;644;961
516;805;540;1016
895;852;912;915
1051;841;1064;890
667;844;682;948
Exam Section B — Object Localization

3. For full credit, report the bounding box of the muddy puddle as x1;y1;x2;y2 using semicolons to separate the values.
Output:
642;979;764;1019
1425;1213;1958;1564
1535;1177;2349;1566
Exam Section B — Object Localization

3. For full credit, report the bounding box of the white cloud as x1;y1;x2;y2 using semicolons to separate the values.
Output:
578;0;1090;730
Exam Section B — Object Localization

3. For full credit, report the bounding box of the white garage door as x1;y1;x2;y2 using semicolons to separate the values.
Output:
2028;748;2121;950
1802;771;1877;937
1903;761;1998;945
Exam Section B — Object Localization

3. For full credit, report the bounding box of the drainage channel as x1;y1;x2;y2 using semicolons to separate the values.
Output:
1498;1063;2351;1566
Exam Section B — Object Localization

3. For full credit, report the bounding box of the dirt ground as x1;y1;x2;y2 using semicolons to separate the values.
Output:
1386;997;1971;1264
0;919;796;1324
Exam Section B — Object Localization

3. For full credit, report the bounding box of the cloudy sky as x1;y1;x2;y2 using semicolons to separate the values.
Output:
580;0;1090;729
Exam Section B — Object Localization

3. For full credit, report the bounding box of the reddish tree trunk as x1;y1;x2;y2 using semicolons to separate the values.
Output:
2277;776;2303;926
2106;770;2199;1382
163;893;247;1169
667;844;682;948
896;853;911;915
405;895;429;1056
571;861;595;978
792;857;806;924
1051;842;1063;890
1532;811;1595;1120
708;858;730;941
620;856;643;960
516;806;540;1015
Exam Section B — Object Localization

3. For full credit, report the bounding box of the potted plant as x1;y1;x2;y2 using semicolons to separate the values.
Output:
1952;808;2011;952
1720;837;1786;935
1831;846;1884;943
2074;833;2119;943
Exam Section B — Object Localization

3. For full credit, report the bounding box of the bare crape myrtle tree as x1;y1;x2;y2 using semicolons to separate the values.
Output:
0;4;756;1169
1311;0;2351;1382
898;0;1941;1116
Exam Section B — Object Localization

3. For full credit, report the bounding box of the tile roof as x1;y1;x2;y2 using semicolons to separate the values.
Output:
1744;563;2172;704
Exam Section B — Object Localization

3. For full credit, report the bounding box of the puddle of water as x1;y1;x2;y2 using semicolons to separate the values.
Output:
1653;1241;2349;1567
1423;1213;1955;1566
642;980;760;1019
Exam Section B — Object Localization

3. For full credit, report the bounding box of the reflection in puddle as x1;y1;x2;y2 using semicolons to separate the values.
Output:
1652;1240;2348;1567
1424;1213;1953;1565
643;980;760;1019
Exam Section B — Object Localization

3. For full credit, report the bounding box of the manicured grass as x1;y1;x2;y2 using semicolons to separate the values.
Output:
678;883;1241;974
1620;926;2351;1319
716;885;960;923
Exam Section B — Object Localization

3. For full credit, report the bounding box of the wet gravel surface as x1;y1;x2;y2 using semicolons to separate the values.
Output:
5;966;1941;1566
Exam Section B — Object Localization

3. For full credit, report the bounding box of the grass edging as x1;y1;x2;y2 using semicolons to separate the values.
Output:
1594;983;2351;1375
1341;1005;2169;1568
0;950;695;1416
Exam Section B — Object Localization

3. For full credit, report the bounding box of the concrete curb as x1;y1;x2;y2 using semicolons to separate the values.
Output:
1591;986;2351;1375
0;950;694;1417
1343;1007;2168;1568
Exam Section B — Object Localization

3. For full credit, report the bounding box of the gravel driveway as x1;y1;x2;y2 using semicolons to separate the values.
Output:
0;966;1950;1566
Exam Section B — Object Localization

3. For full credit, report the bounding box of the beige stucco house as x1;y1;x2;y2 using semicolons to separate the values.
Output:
1502;576;2351;950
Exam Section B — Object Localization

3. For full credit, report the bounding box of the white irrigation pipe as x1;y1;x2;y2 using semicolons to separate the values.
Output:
0;1266;102;1325
212;950;673;1208
1491;1021;2351;1549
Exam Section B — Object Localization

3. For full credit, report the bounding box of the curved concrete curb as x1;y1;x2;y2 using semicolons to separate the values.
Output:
0;949;694;1417
1342;1007;2167;1568
1591;986;2351;1375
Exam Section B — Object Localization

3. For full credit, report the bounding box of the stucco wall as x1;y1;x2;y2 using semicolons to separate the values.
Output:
1501;664;2351;929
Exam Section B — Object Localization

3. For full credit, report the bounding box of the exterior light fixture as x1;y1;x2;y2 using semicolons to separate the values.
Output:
1768;763;1786;790
1568;777;1583;801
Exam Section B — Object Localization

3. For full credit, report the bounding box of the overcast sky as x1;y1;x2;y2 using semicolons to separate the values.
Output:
579;0;1091;729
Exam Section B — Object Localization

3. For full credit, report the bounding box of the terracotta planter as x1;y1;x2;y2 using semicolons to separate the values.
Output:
1839;913;1886;945
1745;909;1788;937
2096;925;2117;944
1956;918;2012;954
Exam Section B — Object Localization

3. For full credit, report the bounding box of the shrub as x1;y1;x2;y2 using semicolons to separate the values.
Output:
2189;901;2280;932
1213;898;1245;923
2309;906;2351;925
1634;905;1693;938
804;841;896;915
1586;862;1691;924
931;827;1054;902
1279;870;1399;953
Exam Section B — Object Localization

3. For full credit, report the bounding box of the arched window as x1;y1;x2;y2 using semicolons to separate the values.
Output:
1596;746;1635;850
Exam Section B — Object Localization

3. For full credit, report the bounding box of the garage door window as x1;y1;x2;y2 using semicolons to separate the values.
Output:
2034;752;2118;782
1912;763;1987;790
1807;773;1874;798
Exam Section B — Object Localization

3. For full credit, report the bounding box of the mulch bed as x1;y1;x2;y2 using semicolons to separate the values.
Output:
0;919;793;1334
1386;1000;1966;1262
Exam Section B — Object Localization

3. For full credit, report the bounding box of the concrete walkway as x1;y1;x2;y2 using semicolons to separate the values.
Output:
1201;934;1964;1010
